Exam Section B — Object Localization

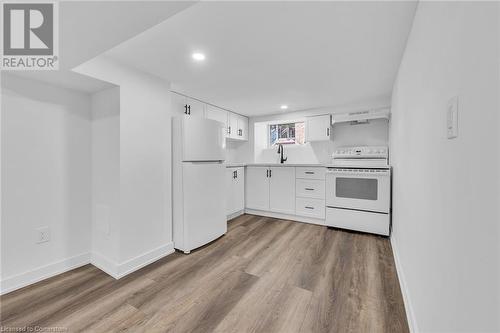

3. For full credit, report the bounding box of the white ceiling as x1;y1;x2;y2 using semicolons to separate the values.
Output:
59;1;195;70
3;1;196;94
105;1;417;116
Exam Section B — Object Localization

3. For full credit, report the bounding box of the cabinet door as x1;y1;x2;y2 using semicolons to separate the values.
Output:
237;115;249;141
306;115;331;142
233;167;245;212
227;112;239;139
186;98;205;117
246;167;269;211
226;168;235;215
206;105;228;138
205;105;228;127
269;167;296;214
172;92;188;114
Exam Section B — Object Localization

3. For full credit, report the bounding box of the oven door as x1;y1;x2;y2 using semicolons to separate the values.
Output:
325;168;390;213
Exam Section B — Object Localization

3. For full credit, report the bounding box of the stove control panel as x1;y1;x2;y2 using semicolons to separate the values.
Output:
333;146;388;159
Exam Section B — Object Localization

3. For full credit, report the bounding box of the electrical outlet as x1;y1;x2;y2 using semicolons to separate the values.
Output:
36;226;50;243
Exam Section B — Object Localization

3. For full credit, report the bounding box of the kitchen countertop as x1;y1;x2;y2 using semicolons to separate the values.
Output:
224;163;247;168
225;162;325;168
225;162;391;168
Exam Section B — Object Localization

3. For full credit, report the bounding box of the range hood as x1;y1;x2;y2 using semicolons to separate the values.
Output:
331;108;390;125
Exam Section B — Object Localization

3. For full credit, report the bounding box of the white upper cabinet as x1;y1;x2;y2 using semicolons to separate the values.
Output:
186;97;205;117
171;92;246;140
205;105;228;127
306;115;331;142
172;92;188;114
171;93;205;117
228;112;239;139
237;114;249;140
205;105;229;137
227;112;248;141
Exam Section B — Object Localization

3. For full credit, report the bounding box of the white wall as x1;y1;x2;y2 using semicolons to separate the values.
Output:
390;2;500;332
75;56;177;276
1;74;91;293
91;87;120;266
239;96;391;164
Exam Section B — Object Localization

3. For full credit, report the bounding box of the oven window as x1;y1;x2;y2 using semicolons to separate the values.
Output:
336;178;378;200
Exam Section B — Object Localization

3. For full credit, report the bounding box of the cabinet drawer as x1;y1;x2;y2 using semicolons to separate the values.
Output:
296;167;326;180
295;198;325;219
296;179;325;199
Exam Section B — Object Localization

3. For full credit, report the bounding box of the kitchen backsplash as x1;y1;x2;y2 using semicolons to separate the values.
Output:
254;118;389;164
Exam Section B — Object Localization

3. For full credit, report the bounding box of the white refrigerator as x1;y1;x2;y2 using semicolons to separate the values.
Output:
172;115;227;254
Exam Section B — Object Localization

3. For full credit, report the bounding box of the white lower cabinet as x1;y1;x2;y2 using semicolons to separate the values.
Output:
269;167;295;214
296;197;325;219
226;167;245;216
295;167;326;222
246;166;295;214
296;179;325;199
245;167;270;211
245;166;326;225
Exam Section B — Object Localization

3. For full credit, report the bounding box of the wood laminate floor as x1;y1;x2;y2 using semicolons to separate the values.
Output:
0;214;409;333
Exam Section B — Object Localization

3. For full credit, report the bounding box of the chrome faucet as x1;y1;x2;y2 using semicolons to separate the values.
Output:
277;144;288;164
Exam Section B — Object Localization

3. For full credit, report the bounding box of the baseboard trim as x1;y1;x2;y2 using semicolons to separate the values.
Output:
391;236;418;333
227;210;245;221
245;209;325;226
90;251;119;279
0;252;91;295
1;243;176;295
115;242;175;279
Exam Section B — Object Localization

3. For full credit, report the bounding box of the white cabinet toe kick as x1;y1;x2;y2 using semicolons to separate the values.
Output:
244;209;326;226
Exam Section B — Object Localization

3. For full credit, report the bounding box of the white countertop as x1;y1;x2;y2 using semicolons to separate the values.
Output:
225;162;391;169
225;162;325;168
224;163;247;168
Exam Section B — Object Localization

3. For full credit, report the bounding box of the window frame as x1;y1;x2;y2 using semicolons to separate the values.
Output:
267;120;305;148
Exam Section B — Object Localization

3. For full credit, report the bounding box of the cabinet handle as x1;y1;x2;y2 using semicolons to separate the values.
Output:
228;126;231;134
305;171;314;174
266;170;269;177
305;188;314;191
269;169;272;177
305;206;314;210
235;170;238;178
327;127;330;136
184;104;188;114
188;105;191;115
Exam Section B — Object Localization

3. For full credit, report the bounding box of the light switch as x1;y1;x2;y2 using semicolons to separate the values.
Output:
447;96;458;139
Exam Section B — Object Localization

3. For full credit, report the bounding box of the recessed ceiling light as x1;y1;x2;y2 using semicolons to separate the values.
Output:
192;52;206;61
280;105;288;110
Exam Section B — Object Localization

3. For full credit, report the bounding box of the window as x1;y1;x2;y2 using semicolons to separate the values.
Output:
269;122;305;146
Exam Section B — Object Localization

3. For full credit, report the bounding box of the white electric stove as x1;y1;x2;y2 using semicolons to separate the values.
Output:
325;146;391;236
